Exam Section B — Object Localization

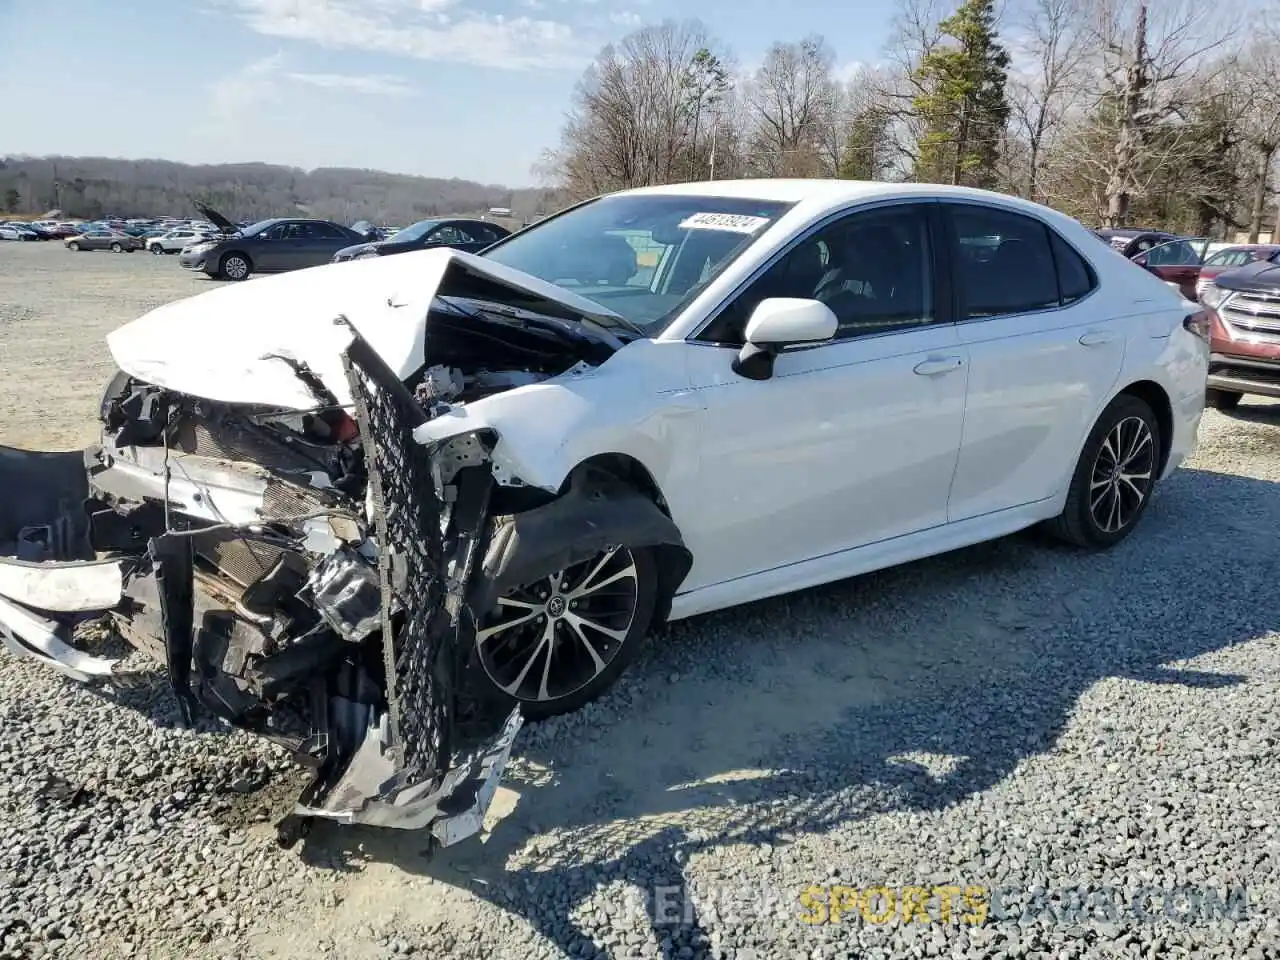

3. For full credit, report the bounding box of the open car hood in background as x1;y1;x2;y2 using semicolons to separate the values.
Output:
105;248;628;410
193;200;237;234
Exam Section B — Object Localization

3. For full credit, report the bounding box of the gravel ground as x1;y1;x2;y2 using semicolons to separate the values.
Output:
2;239;1279;960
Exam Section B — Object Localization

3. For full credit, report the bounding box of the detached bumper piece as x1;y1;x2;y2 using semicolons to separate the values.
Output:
143;326;522;847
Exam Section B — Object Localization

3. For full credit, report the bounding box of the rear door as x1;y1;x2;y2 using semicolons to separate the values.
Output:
943;202;1125;522
304;222;356;265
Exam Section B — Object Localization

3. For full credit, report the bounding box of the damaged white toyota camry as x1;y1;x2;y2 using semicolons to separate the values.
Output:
0;180;1207;846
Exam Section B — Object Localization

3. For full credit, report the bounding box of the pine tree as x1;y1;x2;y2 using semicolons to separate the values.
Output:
911;0;1011;188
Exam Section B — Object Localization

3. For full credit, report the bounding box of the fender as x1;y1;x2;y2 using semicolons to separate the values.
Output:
412;339;706;534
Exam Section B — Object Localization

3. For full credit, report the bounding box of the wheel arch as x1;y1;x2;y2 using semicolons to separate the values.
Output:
487;452;690;630
1115;379;1174;477
562;453;687;629
219;249;253;272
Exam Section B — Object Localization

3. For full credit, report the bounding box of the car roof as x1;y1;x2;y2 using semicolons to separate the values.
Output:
611;178;1089;225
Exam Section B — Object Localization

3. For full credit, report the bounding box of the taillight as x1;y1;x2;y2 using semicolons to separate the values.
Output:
1183;311;1211;344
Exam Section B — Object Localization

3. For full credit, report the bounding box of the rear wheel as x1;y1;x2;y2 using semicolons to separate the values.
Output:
219;253;251;280
1205;388;1242;411
475;544;657;719
109;241;123;253
1044;394;1161;548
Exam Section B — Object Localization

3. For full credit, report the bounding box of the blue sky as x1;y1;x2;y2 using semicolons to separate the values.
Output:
0;0;896;187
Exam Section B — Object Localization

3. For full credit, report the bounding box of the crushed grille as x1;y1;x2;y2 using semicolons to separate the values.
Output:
343;341;452;784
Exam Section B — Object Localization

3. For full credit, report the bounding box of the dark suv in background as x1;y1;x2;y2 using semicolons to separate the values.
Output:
1200;258;1280;409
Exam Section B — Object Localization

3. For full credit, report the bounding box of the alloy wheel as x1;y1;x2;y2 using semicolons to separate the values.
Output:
223;256;249;280
476;545;639;703
1089;416;1154;534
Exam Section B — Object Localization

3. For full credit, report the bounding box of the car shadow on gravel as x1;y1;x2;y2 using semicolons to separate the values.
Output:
268;467;1276;955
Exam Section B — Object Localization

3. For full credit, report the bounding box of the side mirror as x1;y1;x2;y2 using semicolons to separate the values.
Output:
732;298;838;381
1132;254;1148;266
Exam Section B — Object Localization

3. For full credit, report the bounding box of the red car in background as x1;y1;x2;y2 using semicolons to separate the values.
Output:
1129;237;1209;300
1194;244;1280;300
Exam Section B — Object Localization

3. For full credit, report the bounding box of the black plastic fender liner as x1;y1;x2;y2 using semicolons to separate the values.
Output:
475;466;693;616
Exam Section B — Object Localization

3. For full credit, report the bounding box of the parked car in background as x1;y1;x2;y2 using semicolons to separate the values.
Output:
332;217;511;262
1201;257;1280;409
178;217;367;279
0;223;40;241
147;227;218;254
1194;244;1280;299
1094;228;1181;258
65;229;143;252
1131;237;1208;300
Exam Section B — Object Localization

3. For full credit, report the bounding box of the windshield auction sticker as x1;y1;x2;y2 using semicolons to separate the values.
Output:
678;212;771;234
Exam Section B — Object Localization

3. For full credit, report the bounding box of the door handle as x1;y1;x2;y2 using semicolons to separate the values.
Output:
1078;330;1117;346
913;356;965;376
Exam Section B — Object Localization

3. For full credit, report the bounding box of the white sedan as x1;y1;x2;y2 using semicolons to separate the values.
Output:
0;179;1208;840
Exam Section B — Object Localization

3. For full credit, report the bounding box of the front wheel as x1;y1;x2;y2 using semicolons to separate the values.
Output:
475;545;657;719
67;241;79;251
151;245;165;255
109;242;123;253
1044;394;1161;548
219;253;251;280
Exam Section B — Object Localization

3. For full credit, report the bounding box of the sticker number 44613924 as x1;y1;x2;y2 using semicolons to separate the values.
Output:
677;212;771;234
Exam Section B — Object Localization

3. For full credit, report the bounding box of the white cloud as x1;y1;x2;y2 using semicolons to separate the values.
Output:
221;0;593;70
203;51;288;133
286;72;415;96
609;10;641;27
196;53;416;144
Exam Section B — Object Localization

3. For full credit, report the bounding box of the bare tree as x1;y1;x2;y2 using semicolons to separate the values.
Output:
745;35;838;177
543;21;733;199
1083;0;1235;226
1232;29;1280;240
1005;0;1090;201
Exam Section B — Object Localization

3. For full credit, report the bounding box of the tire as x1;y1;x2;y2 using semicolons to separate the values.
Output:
474;544;658;720
1206;388;1242;411
109;242;122;253
219;252;251;281
151;244;165;255
1044;393;1161;549
67;241;79;251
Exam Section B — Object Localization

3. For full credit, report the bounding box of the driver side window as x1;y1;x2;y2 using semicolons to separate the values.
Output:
698;204;936;346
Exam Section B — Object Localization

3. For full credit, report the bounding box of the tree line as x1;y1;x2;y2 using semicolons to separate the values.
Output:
0;156;564;225
537;0;1280;238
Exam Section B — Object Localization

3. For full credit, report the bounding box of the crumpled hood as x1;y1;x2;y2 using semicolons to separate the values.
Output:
106;247;626;410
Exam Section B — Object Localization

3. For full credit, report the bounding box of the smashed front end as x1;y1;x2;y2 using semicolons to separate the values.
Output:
0;325;527;848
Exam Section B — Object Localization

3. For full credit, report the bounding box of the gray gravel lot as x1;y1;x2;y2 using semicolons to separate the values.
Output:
2;239;1279;959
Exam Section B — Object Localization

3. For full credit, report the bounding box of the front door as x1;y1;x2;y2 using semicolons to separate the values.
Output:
942;203;1126;522
680;202;969;592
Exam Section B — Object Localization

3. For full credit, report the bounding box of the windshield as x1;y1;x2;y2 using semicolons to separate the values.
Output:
390;219;442;244
480;194;794;333
240;219;277;237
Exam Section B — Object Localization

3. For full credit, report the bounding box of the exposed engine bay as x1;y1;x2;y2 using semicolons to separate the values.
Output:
0;284;685;848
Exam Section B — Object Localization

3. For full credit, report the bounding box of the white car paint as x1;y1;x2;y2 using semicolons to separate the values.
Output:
104;179;1207;624
147;228;217;253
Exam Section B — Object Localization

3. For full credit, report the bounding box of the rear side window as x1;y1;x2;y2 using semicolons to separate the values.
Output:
950;207;1060;318
1048;232;1097;304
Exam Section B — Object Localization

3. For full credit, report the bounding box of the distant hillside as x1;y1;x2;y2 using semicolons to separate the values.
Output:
0;156;566;225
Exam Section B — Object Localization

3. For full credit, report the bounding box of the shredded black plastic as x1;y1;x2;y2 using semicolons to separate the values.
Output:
342;333;458;785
